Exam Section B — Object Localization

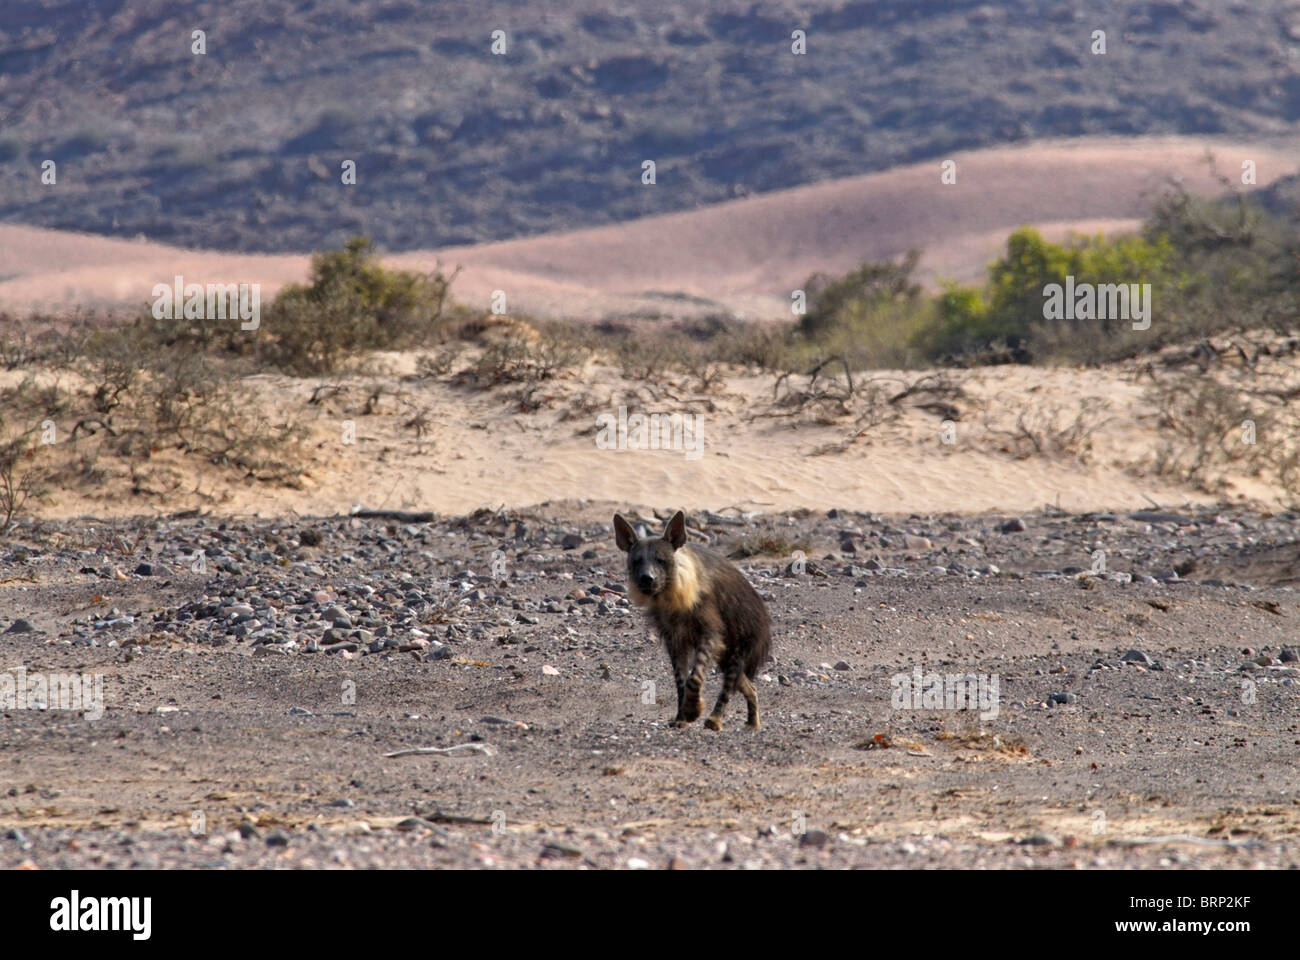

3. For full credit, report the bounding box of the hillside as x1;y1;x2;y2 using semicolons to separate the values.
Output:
2;0;1299;253
2;136;1294;318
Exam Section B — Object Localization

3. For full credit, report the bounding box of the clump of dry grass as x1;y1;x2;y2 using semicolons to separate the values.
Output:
727;533;810;559
935;727;1030;755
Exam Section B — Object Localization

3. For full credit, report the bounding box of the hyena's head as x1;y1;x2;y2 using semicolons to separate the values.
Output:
613;510;688;601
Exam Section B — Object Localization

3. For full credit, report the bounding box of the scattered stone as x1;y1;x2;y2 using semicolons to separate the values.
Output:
541;842;583;860
1129;511;1185;524
799;828;829;848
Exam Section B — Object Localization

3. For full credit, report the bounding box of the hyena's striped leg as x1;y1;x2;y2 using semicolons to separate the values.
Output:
737;675;760;730
704;654;743;731
677;647;712;724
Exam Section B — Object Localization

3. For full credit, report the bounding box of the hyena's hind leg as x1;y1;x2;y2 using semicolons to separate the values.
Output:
737;674;760;730
704;653;744;731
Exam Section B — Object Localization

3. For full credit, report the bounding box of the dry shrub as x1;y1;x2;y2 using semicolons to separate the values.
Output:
983;398;1112;463
0;321;310;507
0;424;49;533
459;329;588;387
1148;372;1300;499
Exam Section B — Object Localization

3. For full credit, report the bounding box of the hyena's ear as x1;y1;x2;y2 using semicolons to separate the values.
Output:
613;513;637;552
663;510;688;550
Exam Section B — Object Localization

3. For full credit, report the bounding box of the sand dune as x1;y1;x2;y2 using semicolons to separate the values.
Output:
1;135;1294;320
17;346;1290;523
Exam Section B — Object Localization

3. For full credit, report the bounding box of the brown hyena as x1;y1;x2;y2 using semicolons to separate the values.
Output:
614;510;772;731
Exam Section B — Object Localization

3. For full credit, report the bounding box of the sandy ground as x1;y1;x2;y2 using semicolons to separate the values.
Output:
1;135;1295;319
13;343;1290;526
2;346;1297;870
1;505;1297;869
3;344;1296;871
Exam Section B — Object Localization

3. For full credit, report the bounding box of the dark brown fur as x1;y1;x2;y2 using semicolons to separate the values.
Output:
614;510;772;731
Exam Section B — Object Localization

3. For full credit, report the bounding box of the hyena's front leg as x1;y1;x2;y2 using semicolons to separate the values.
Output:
677;642;717;725
666;644;695;726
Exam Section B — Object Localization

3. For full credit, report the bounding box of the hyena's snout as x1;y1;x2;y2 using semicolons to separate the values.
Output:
630;552;663;594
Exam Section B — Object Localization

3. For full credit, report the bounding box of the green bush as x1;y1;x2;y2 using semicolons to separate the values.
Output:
1143;179;1300;330
799;250;921;340
930;227;1180;363
262;236;452;374
789;166;1299;370
788;251;938;369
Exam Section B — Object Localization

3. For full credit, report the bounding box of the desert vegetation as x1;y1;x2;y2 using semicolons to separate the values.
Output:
1;168;1297;530
784;167;1299;370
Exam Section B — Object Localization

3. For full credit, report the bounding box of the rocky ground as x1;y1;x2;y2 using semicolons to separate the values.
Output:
1;502;1298;869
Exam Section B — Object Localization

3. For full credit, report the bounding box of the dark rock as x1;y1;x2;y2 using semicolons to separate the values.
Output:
799;828;829;848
